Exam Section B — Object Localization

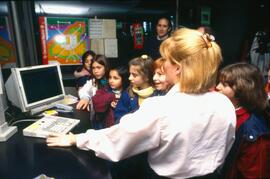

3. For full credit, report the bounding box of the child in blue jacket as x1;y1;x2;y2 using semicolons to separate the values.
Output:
115;55;155;123
91;66;129;129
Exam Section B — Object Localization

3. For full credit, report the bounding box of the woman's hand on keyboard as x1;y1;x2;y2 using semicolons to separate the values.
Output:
46;132;76;147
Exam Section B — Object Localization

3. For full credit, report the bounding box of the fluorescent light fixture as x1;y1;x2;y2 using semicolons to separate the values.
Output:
35;4;89;15
0;2;8;14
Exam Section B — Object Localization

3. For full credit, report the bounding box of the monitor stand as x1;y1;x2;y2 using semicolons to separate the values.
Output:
0;122;17;142
0;70;17;141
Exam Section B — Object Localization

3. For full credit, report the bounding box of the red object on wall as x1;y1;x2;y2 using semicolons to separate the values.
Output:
132;23;144;49
38;16;48;64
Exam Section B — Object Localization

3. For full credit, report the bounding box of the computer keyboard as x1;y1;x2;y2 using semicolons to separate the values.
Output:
23;116;80;138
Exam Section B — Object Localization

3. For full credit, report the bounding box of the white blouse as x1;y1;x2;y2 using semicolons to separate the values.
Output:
76;84;236;178
78;79;97;100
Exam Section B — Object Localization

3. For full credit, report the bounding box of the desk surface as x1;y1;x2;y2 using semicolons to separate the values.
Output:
0;108;111;179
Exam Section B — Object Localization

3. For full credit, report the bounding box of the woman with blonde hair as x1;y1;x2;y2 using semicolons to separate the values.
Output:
46;28;236;179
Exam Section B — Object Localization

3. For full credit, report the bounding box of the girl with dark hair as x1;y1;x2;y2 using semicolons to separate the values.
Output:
74;50;96;89
76;55;110;111
91;66;129;129
216;62;270;178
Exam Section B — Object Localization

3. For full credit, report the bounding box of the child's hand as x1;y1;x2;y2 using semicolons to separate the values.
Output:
111;101;118;108
75;69;90;78
111;93;121;108
76;99;89;110
80;70;90;76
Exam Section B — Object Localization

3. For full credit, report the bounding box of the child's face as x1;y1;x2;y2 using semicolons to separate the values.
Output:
109;70;122;90
153;68;169;91
129;65;149;89
92;61;105;79
84;55;93;70
216;82;235;101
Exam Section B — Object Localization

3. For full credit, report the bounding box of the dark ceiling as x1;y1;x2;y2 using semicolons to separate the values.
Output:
34;0;177;20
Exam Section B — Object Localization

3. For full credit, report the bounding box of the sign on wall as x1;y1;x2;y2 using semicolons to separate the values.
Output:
0;16;16;66
39;17;90;65
200;7;211;25
89;18;118;58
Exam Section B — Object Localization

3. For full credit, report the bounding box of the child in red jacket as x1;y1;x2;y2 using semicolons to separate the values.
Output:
265;67;270;98
92;66;129;129
216;62;270;179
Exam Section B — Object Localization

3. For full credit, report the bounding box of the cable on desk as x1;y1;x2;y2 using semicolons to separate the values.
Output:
5;104;44;125
10;119;38;126
8;116;41;126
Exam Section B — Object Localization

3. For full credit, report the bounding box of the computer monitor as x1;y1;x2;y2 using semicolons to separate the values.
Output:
5;64;65;115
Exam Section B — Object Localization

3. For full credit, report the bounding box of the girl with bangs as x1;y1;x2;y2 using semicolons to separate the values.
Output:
74;50;96;89
114;55;156;123
216;62;270;179
76;55;110;111
91;66;129;129
152;58;171;96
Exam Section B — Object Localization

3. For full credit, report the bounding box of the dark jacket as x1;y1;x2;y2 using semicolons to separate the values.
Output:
114;88;161;123
223;108;270;179
144;36;163;60
92;87;116;129
114;90;139;124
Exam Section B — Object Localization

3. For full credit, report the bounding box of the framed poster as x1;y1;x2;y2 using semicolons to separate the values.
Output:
39;17;90;65
0;16;16;66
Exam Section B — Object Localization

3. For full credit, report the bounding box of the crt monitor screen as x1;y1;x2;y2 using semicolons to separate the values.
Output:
5;64;65;113
20;66;62;104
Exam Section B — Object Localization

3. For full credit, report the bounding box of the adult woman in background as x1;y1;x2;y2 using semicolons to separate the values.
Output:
144;17;172;60
47;28;236;179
